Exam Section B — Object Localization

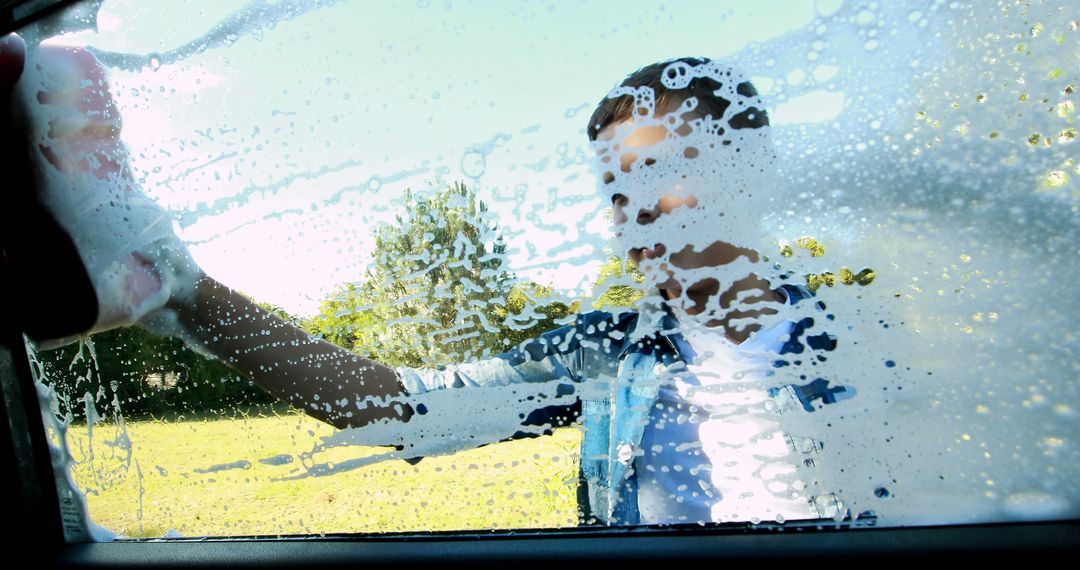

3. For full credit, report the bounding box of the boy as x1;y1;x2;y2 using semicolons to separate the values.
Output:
7;38;841;525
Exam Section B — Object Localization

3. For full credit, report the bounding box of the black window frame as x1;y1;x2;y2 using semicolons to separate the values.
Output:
1;1;1078;565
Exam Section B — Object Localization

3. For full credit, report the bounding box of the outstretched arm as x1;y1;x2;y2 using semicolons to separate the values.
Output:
172;275;413;430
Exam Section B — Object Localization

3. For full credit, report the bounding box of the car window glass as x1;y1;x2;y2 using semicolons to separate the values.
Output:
11;0;1078;538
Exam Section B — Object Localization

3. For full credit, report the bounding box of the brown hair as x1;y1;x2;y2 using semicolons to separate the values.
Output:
586;56;766;141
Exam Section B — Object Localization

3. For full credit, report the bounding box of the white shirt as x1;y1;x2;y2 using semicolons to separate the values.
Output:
635;302;818;525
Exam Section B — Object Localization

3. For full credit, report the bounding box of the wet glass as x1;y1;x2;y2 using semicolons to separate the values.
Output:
8;0;1078;538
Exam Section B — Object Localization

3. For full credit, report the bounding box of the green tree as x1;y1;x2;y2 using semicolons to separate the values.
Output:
34;327;166;421
311;182;572;367
33;300;285;421
495;282;575;350
589;255;646;309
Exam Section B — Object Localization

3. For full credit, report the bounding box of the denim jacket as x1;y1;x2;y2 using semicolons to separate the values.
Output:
396;284;844;525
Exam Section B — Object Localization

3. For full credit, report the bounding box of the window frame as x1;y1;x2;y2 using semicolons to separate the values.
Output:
1;0;1078;563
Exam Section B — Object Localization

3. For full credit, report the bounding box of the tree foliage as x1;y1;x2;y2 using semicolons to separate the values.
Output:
310;182;572;368
33;325;275;421
590;255;646;309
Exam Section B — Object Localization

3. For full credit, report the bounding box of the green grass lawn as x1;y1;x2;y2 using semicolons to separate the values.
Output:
63;411;581;537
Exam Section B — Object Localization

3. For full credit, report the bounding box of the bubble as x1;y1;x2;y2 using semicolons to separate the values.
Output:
1044;171;1068;188
460;150;486;178
813;64;839;82
661;60;692;89
148;56;161;71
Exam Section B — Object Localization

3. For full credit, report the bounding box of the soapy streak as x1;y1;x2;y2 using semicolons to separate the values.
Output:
194;460;253;474
86;1;346;73
285;380;580;479
177;157;365;234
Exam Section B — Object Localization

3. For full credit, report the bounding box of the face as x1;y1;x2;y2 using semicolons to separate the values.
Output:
598;121;760;306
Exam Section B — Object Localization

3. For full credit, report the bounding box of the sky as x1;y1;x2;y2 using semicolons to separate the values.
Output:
44;0;837;316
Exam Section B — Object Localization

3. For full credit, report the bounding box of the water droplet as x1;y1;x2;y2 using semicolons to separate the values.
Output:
1044;170;1068;188
1042;437;1064;448
460;150;486;178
